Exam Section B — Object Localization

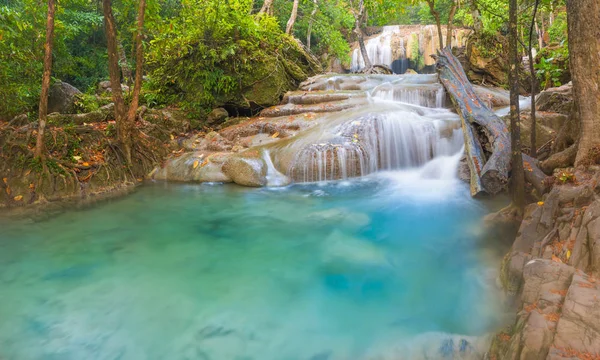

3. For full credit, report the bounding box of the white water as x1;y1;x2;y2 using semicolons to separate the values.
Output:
285;75;464;184
351;26;400;72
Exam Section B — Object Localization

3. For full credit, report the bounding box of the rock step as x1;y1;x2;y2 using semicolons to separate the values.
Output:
260;98;367;118
282;90;366;105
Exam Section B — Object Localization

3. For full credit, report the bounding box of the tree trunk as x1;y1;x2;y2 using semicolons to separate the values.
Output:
567;0;600;166
529;0;540;157
434;48;511;195
306;0;318;48
509;0;525;209
102;0;130;163
117;39;132;86
446;1;458;49
259;0;274;14
125;0;146;135
468;0;483;34
535;22;543;49
35;0;56;158
426;0;444;48
286;0;300;35
354;0;371;68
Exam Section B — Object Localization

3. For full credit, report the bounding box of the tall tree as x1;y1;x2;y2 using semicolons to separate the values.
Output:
509;0;525;209
306;0;318;48
259;0;274;14
34;0;56;158
568;0;600;166
425;0;444;48
352;0;371;68
446;0;458;48
102;0;131;163
468;0;483;33
125;0;146;128
528;0;540;157
286;0;300;35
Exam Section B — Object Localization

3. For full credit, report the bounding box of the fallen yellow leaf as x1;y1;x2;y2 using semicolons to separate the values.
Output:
193;160;199;169
566;250;572;260
2;177;6;184
271;132;280;138
13;195;23;201
170;134;175;140
537;201;544;206
29;183;35;189
200;159;209;168
5;187;10;195
82;162;90;167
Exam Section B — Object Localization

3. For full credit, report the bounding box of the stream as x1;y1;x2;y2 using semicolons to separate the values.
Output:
0;73;512;360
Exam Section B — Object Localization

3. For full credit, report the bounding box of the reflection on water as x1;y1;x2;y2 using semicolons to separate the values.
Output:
0;174;507;360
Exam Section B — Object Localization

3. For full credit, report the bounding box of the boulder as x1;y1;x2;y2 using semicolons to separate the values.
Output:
150;152;232;183
221;151;267;187
97;80;130;95
207;108;229;127
47;81;82;114
536;82;573;114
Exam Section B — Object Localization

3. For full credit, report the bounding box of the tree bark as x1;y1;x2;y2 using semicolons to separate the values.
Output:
353;0;371;68
35;0;56;158
306;0;318;48
509;0;525;209
125;0;146;135
259;0;274;14
426;0;444;48
117;39;132;86
528;0;540;157
286;0;300;35
434;48;511;195
468;0;483;34
102;0;130;163
567;0;600;166
446;1;458;49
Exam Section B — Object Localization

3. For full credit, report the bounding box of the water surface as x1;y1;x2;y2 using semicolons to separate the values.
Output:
0;174;506;360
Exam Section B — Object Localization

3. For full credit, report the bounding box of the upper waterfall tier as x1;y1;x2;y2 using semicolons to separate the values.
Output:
348;25;471;74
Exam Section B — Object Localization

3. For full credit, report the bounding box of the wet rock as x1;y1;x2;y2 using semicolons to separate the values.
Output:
150;152;231;183
221;151;267;187
48;81;82;114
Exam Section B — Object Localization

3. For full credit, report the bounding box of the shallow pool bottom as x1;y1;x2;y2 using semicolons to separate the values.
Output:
0;173;507;360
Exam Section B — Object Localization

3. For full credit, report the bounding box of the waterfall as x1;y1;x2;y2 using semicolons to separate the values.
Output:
278;73;463;184
371;83;446;108
349;25;471;74
351;26;400;72
287;111;463;183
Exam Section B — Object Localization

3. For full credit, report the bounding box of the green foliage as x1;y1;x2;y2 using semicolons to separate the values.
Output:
535;42;568;88
0;1;45;119
145;0;317;114
409;33;424;69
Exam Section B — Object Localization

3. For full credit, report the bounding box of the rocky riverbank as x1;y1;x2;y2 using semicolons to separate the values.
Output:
488;168;600;360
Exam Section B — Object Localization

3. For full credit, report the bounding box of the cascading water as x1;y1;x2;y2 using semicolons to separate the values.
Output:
282;74;464;183
349;25;471;74
351;26;400;72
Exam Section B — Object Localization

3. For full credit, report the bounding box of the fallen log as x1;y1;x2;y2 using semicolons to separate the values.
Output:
462;120;487;197
522;153;551;195
434;48;511;195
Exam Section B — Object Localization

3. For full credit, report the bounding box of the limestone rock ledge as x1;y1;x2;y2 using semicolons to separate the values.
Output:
489;169;600;360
